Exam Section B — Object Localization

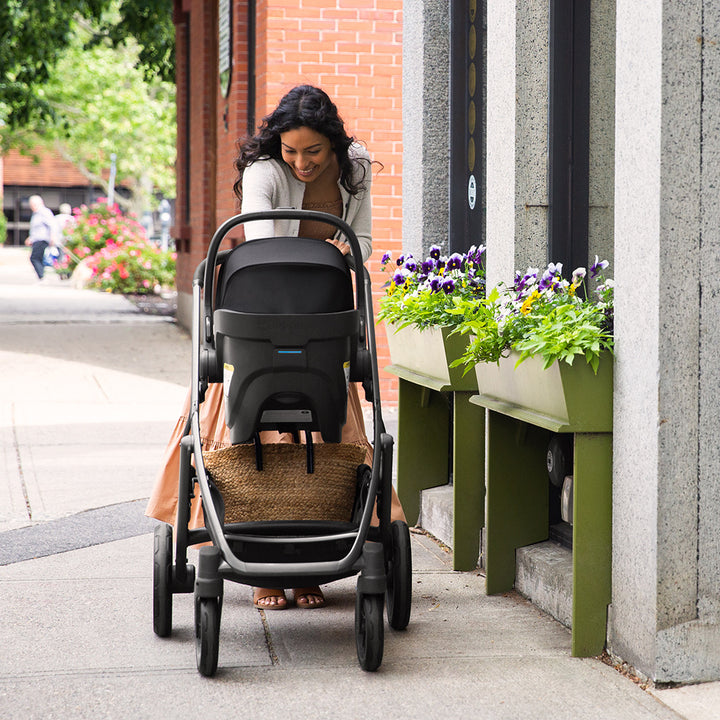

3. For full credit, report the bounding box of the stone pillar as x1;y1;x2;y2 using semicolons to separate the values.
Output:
486;0;516;289
402;0;450;259
513;0;549;274
611;0;720;683
487;0;615;290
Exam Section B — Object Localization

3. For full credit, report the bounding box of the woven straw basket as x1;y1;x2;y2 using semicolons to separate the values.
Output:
202;442;366;523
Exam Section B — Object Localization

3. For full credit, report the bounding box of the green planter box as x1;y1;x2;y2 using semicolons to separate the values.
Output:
472;351;613;433
385;322;477;391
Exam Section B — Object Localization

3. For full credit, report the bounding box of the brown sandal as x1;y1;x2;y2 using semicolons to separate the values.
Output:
253;587;288;610
293;586;326;609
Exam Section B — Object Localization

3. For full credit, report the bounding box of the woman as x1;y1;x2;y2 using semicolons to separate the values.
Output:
146;85;404;611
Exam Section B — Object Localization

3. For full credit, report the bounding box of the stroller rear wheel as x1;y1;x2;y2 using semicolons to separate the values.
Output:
386;520;412;630
195;595;221;677
153;524;173;637
355;593;384;671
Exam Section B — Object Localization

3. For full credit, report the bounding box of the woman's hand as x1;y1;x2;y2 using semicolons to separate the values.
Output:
326;237;350;256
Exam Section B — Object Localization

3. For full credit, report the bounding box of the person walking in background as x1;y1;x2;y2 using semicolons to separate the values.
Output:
24;195;56;280
52;202;75;268
55;203;75;236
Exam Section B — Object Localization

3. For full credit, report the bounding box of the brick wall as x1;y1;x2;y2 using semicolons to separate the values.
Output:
176;0;402;404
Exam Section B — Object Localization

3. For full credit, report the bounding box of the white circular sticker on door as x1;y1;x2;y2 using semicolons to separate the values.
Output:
468;174;477;210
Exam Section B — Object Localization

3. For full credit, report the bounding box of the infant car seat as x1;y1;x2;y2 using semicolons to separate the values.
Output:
213;236;359;444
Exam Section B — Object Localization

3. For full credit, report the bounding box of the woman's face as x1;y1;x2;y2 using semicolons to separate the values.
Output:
280;127;336;184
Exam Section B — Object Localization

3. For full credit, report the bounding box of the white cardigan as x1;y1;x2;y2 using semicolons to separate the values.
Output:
240;142;373;264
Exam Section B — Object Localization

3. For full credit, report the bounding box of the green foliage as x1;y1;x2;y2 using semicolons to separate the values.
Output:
62;202;175;293
452;259;614;373
0;0;173;134
512;302;612;373
94;0;175;83
37;28;176;213
0;0;105;128
377;245;486;329
0;207;7;245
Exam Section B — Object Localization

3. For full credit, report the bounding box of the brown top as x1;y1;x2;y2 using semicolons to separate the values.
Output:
299;197;343;240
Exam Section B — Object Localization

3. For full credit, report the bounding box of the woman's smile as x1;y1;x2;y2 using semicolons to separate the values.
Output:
280;126;336;184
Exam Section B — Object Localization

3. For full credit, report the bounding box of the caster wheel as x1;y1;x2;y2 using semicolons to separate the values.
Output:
355;593;384;672
547;434;573;488
386;520;412;630
153;524;173;637
195;595;221;677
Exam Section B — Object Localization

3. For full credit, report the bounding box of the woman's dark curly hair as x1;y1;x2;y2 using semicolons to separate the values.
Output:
233;85;368;201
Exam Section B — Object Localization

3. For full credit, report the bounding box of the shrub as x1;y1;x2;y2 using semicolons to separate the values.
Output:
61;201;175;293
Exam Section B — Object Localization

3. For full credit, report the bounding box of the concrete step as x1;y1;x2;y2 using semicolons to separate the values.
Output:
419;485;573;630
516;541;573;629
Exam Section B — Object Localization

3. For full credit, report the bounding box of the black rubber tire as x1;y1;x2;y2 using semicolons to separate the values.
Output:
386;520;412;630
355;593;384;672
547;434;573;488
153;524;173;637
195;596;221;677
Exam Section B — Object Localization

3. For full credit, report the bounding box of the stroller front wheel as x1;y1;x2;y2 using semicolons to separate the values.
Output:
355;593;384;671
195;596;221;677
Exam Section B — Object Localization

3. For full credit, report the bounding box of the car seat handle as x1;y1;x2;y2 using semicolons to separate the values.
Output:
201;210;367;343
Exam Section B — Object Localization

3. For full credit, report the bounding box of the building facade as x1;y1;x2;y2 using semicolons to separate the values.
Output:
407;0;720;684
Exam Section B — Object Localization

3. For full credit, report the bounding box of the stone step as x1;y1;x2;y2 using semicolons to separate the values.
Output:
419;485;573;629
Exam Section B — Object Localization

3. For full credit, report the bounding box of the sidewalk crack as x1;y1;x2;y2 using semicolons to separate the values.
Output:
10;403;32;521
256;608;280;665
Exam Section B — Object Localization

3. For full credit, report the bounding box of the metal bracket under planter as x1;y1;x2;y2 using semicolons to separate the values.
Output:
384;323;477;392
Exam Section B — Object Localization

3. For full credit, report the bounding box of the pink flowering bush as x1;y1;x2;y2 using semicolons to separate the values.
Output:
61;201;175;294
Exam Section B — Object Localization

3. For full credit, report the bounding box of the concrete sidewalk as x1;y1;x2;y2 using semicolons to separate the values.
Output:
0;246;715;719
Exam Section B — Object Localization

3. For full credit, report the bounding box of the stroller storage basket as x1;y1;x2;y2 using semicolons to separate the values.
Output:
202;441;366;523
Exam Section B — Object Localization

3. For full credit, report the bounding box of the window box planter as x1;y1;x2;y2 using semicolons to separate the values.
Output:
385;322;477;392
472;350;613;433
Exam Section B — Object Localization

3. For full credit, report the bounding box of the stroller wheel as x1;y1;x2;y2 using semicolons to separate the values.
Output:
386;520;412;631
355;593;384;672
153;524;173;637
195;596;221;677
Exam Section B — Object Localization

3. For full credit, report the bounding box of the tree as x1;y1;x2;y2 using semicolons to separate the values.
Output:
40;32;176;215
0;0;173;136
0;1;175;216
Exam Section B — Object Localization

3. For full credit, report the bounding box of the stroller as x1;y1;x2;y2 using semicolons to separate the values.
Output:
152;210;412;676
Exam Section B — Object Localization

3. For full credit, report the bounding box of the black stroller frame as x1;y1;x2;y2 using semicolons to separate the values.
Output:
152;210;412;676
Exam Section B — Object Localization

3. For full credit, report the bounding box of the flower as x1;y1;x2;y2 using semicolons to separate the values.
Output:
590;255;609;278
378;245;486;329
453;259;614;372
62;201;175;294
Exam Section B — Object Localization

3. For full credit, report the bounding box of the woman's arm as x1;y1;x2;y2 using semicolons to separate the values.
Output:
240;161;281;240
344;156;373;265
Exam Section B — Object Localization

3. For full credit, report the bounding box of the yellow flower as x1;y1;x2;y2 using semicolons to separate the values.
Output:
520;290;540;315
